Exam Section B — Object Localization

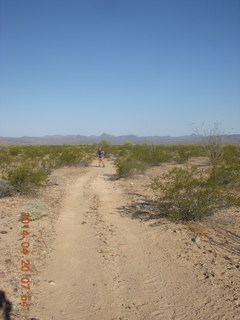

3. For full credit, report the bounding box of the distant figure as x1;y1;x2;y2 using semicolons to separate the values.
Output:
98;147;105;167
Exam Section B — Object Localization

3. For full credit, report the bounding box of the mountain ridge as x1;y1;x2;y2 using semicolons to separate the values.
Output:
0;134;239;145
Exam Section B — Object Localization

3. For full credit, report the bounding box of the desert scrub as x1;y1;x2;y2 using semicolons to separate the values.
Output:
56;149;91;167
208;164;240;191
0;144;96;196
0;147;13;169
5;162;49;193
150;166;239;222
174;145;203;163
0;144;96;170
195;122;225;166
113;144;204;178
223;144;240;166
207;144;240;191
115;158;147;178
48;145;95;168
58;149;82;166
0;180;16;198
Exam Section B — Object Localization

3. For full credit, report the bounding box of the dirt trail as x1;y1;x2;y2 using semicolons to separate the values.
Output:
33;160;239;320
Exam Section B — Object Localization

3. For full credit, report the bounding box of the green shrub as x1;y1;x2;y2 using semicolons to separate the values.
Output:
208;163;240;190
223;144;240;166
174;145;203;163
47;145;95;168
0;144;97;196
115;158;147;178
123;141;134;147
0;148;12;168
150;166;238;222
58;150;81;166
113;144;205;178
5;162;48;193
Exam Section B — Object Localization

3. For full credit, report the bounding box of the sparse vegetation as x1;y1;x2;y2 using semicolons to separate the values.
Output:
115;158;147;178
150;166;239;222
0;144;96;195
194;122;225;165
5;162;49;193
0;180;16;198
107;129;240;221
113;144;204;178
147;139;240;221
0;140;239;223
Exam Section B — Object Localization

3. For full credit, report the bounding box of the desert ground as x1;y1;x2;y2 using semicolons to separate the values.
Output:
0;159;239;320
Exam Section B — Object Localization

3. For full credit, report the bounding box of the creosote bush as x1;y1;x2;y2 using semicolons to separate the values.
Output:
5;162;49;193
0;144;96;195
150;165;239;222
115;158;147;178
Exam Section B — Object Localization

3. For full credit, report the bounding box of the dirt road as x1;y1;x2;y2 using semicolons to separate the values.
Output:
32;160;239;320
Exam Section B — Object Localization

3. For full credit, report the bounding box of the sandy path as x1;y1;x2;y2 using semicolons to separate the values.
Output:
33;161;239;320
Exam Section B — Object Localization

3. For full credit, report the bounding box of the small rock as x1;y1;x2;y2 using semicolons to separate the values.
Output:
48;280;56;285
36;237;44;242
204;271;215;279
0;230;7;234
81;221;87;224
192;236;200;243
151;310;162;316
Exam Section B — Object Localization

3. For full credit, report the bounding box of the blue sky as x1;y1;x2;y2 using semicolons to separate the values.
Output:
0;0;239;137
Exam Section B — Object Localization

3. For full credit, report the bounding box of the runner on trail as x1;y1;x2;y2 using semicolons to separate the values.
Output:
98;146;105;167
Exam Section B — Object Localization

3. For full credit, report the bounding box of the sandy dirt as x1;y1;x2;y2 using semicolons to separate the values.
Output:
1;159;239;320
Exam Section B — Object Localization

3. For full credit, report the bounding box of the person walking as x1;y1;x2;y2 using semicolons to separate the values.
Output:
98;146;105;167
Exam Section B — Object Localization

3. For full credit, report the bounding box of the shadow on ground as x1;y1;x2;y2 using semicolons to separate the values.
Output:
103;173;119;181
118;197;240;256
117;193;170;226
0;291;12;320
204;220;240;256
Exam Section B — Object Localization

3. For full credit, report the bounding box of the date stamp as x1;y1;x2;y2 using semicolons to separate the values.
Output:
20;212;31;308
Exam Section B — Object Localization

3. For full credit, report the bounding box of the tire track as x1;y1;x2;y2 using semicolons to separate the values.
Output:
32;161;239;320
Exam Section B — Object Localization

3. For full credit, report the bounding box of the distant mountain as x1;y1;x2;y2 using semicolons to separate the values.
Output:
0;133;239;145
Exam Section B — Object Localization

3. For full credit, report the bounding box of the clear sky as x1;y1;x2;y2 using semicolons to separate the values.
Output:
0;0;239;137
